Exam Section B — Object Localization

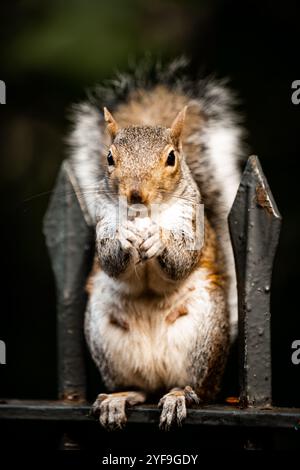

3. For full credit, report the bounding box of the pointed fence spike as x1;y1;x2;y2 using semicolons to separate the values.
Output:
43;162;94;401
228;155;282;406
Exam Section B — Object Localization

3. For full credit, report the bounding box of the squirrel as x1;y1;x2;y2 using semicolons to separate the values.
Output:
68;59;243;430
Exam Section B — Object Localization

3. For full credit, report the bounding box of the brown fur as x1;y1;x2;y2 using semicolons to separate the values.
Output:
85;257;101;295
165;304;188;324
198;218;227;291
113;85;204;132
195;322;229;402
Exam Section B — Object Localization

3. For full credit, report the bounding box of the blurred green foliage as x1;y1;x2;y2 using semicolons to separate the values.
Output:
5;0;213;82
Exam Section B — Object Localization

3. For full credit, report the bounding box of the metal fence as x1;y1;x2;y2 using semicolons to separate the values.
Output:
0;155;299;450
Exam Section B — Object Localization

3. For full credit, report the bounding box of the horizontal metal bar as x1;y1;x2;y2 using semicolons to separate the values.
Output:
0;401;299;430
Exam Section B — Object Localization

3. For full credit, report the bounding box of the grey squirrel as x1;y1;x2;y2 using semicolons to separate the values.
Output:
68;59;243;430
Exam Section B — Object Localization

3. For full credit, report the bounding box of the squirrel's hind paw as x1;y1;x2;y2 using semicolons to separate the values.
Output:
91;391;146;431
158;386;200;431
91;393;127;431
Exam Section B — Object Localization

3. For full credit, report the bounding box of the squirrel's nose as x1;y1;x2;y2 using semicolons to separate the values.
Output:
129;189;143;204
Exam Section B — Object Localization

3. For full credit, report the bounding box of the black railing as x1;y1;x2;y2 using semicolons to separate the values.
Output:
0;155;299;450
229;155;281;407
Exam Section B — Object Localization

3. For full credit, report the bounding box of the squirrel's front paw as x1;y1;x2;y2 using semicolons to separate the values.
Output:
91;391;146;431
118;222;143;263
139;223;163;261
158;386;200;431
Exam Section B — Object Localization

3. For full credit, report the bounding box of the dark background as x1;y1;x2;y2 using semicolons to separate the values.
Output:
0;0;299;407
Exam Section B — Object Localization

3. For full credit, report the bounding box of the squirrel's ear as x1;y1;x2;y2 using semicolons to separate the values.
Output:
104;107;119;140
170;106;187;148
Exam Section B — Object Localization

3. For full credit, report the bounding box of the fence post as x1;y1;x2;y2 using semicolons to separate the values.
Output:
228;155;282;407
44;161;94;403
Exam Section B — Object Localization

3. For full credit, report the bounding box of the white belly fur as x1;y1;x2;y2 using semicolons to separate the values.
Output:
87;266;217;392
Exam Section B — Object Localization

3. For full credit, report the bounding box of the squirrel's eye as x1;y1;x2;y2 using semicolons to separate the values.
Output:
107;151;115;166
166;150;176;166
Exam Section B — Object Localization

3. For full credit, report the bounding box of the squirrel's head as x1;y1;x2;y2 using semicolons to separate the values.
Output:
103;106;187;205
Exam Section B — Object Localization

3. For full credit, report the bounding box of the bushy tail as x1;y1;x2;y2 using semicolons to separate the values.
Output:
184;79;244;341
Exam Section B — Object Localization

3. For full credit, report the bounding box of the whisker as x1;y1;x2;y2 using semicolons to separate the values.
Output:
158;189;199;205
21;187;119;205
